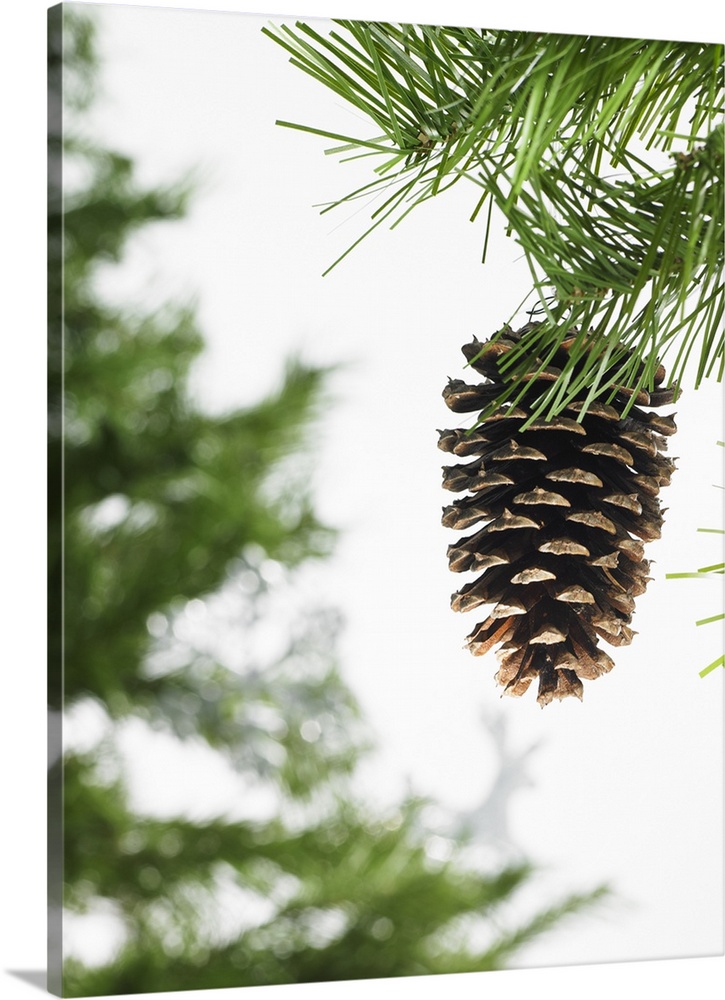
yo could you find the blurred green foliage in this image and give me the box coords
[50,8,606,995]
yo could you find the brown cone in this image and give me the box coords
[440,324,678,706]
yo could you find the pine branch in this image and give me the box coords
[266,20,724,413]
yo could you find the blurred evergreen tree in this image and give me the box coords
[50,8,606,996]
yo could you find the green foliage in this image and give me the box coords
[53,11,607,995]
[265,21,724,421]
[63,766,609,996]
[50,17,333,712]
[666,441,725,677]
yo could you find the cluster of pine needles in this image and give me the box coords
[265,21,723,422]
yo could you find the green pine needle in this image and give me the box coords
[699,655,725,678]
[696,613,725,627]
[667,440,724,678]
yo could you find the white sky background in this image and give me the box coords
[66,0,723,980]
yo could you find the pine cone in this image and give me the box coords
[439,324,678,706]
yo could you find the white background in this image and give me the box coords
[2,1,724,999]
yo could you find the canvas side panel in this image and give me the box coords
[48,3,64,996]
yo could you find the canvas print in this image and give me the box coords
[48,3,724,996]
